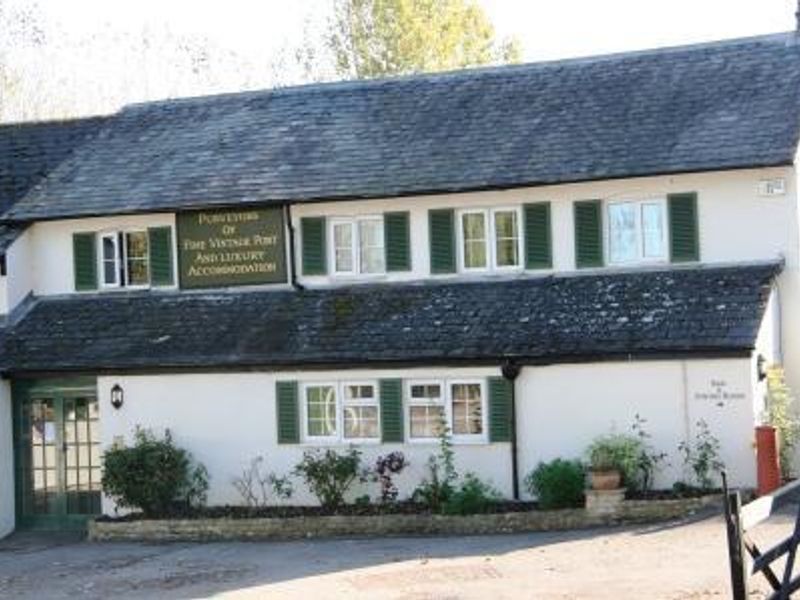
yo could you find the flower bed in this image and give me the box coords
[88,495,720,542]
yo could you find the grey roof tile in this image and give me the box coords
[6,33,800,221]
[0,262,780,373]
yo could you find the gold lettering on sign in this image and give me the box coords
[178,207,286,288]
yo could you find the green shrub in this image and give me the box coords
[525,459,585,509]
[293,447,367,510]
[678,420,724,490]
[586,434,644,491]
[442,473,501,515]
[101,427,209,517]
[412,424,458,512]
[764,366,800,478]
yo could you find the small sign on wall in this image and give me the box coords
[177,207,287,289]
[693,379,746,407]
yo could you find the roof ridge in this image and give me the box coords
[120,31,798,113]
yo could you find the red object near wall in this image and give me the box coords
[756,425,781,496]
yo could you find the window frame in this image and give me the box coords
[405,380,447,443]
[605,198,668,266]
[99,232,121,289]
[405,378,488,444]
[328,216,386,278]
[96,228,154,291]
[302,382,340,443]
[341,381,381,443]
[301,380,381,444]
[457,207,523,273]
[122,230,151,289]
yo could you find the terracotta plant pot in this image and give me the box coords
[589,469,622,490]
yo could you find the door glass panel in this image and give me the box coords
[18,393,102,521]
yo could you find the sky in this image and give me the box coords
[37,0,796,61]
[1,0,798,121]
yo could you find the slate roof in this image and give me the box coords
[6,32,800,222]
[0,117,107,250]
[0,262,780,374]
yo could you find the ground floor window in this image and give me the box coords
[303,381,379,442]
[406,379,486,442]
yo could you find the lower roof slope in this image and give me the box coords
[0,263,780,374]
[6,33,800,221]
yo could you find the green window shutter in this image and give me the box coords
[72,232,97,291]
[148,226,174,287]
[668,192,699,263]
[488,376,513,443]
[574,200,603,268]
[384,212,411,272]
[301,217,327,276]
[276,381,299,444]
[380,378,404,443]
[429,208,455,274]
[524,202,552,269]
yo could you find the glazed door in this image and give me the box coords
[14,384,101,529]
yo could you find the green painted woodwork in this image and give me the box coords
[276,381,300,444]
[488,376,513,443]
[524,202,552,269]
[668,192,700,263]
[574,200,604,268]
[148,226,174,287]
[72,232,97,291]
[429,208,456,274]
[379,379,404,443]
[12,378,100,530]
[301,217,327,276]
[384,212,411,272]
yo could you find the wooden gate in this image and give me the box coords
[724,472,800,599]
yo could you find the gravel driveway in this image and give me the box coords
[0,508,793,599]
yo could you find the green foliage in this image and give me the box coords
[524,459,585,510]
[412,423,458,512]
[232,455,294,507]
[764,365,800,478]
[293,447,367,510]
[586,433,644,491]
[442,472,501,515]
[631,414,668,491]
[101,427,209,517]
[678,420,724,490]
[326,0,522,79]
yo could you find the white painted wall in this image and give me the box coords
[97,367,511,513]
[516,358,759,495]
[95,357,758,513]
[29,213,177,298]
[292,166,797,286]
[0,380,14,537]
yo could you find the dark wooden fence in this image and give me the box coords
[724,472,800,599]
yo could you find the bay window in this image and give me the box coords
[331,216,385,276]
[607,199,667,265]
[407,379,486,442]
[458,208,521,272]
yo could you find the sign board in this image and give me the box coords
[177,207,287,289]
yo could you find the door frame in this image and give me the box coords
[12,377,99,530]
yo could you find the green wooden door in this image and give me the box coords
[13,381,101,530]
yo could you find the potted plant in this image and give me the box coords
[585,434,643,491]
[587,443,622,490]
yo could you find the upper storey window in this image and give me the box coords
[100,231,151,288]
[457,207,522,272]
[574,193,698,269]
[72,227,174,292]
[607,200,667,265]
[331,216,386,276]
